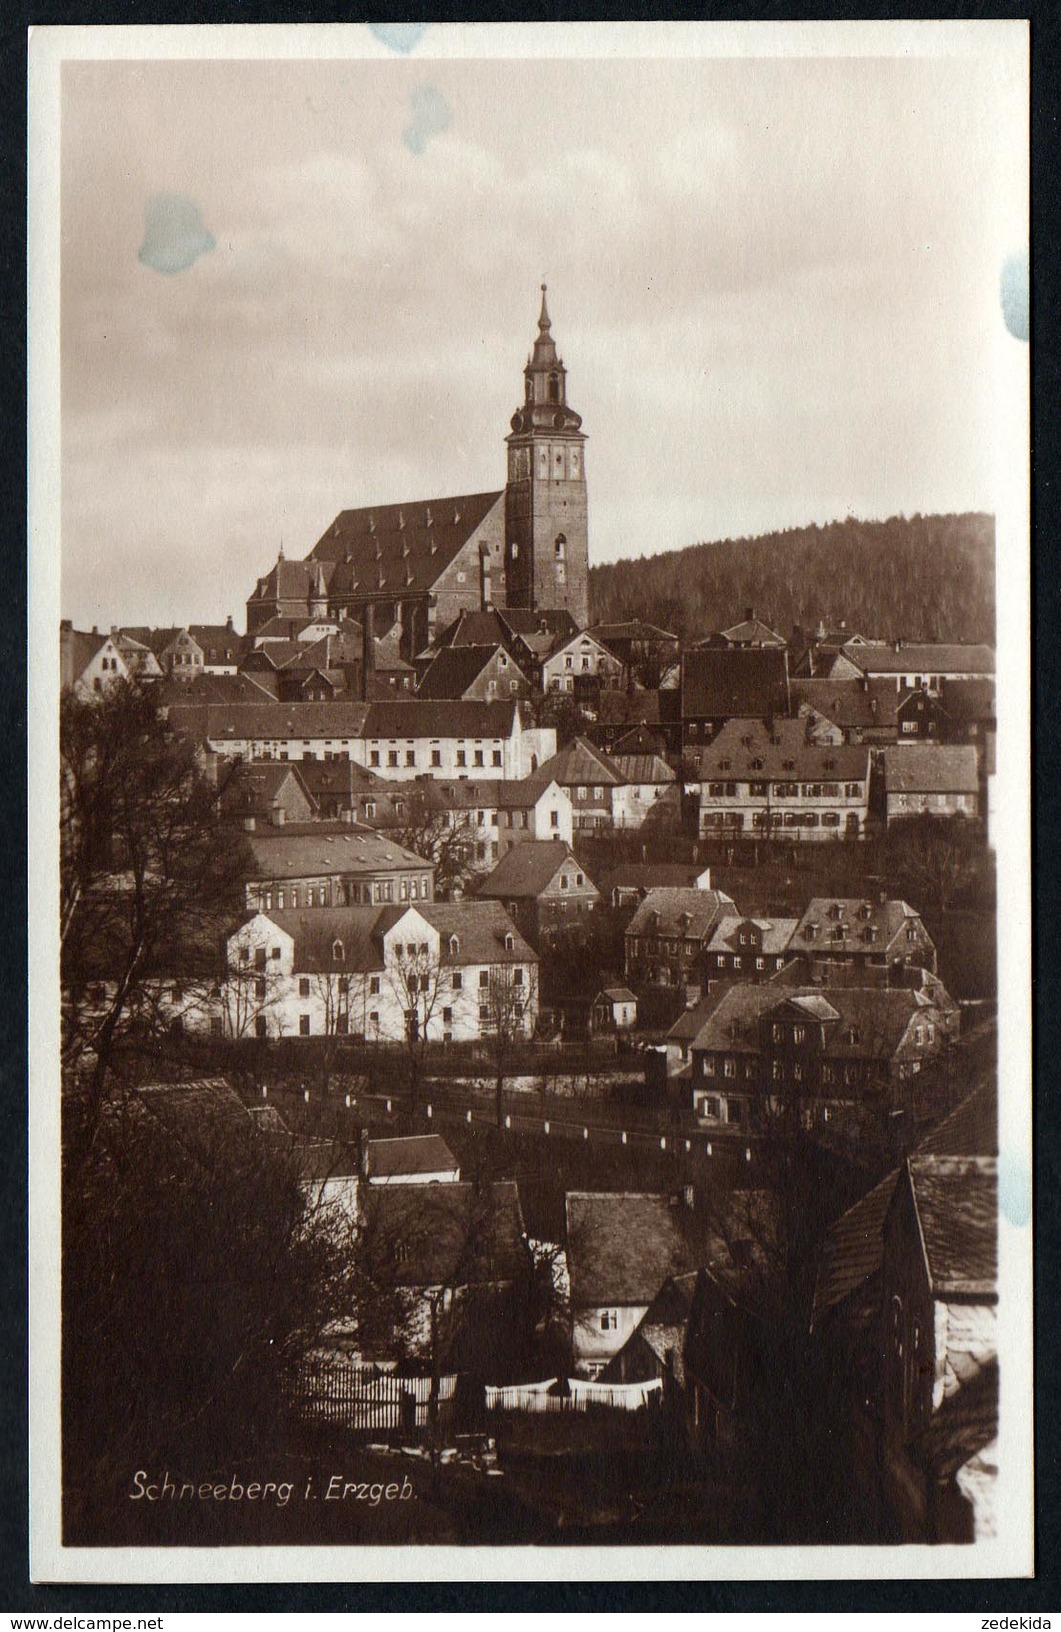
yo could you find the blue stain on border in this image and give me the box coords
[403,85,452,156]
[138,194,216,275]
[370,23,429,54]
[998,1148,1031,1228]
[1000,251,1029,342]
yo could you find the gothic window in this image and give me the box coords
[548,372,560,403]
[554,534,566,559]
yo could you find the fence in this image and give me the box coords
[484,1377,662,1414]
[298,1360,457,1432]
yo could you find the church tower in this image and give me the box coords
[504,287,589,626]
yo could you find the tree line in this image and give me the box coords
[588,512,995,646]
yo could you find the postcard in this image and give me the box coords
[28,20,1031,1584]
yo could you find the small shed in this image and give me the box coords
[592,986,638,1032]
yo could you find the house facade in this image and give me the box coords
[703,916,798,980]
[60,623,131,696]
[539,629,624,695]
[697,718,871,842]
[241,828,435,912]
[882,745,980,822]
[624,887,738,991]
[216,900,537,1044]
[477,841,599,949]
[688,982,960,1133]
[786,898,937,975]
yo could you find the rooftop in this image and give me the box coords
[565,1192,701,1308]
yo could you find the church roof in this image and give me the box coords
[303,491,504,600]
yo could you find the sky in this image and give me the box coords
[57,34,1028,630]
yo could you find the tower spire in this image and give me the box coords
[538,282,551,333]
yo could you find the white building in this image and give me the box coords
[216,899,538,1045]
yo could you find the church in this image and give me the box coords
[245,289,591,659]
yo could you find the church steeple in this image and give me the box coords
[504,286,589,625]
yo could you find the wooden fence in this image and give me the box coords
[298,1361,457,1432]
[484,1377,662,1414]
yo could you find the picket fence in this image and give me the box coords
[484,1377,662,1414]
[299,1362,457,1431]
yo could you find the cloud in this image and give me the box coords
[403,85,452,156]
[138,193,216,274]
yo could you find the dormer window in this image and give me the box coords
[332,940,344,962]
[449,934,460,956]
[504,932,515,951]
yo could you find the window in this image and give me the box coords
[599,1309,617,1332]
[255,948,267,971]
[369,1010,379,1029]
[504,932,515,951]
[724,1057,736,1078]
[299,1015,311,1036]
[369,975,380,996]
[442,1006,453,1024]
[479,969,490,988]
[406,750,415,767]
[449,934,460,955]
[793,1025,806,1044]
[452,971,463,990]
[271,946,281,960]
[370,750,380,767]
[513,966,524,985]
[298,977,310,997]
[431,750,441,767]
[479,1004,490,1022]
[492,750,502,767]
[338,975,349,994]
[456,750,466,767]
[255,1015,268,1039]
[474,751,484,768]
[756,956,765,971]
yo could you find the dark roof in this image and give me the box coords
[705,616,786,647]
[602,862,711,896]
[588,619,679,646]
[791,677,900,730]
[169,701,372,742]
[698,717,869,781]
[363,698,523,740]
[134,1078,254,1155]
[692,982,949,1061]
[416,776,557,812]
[157,673,279,707]
[188,625,248,663]
[416,644,504,699]
[245,828,430,880]
[295,760,389,797]
[705,915,799,956]
[565,1192,700,1307]
[255,899,535,972]
[611,723,667,755]
[301,491,505,600]
[842,643,995,676]
[477,841,593,901]
[788,897,928,958]
[597,986,637,1004]
[626,887,736,942]
[366,1134,459,1180]
[535,736,623,787]
[883,745,980,793]
[218,762,317,818]
[811,1083,997,1326]
[612,753,675,785]
[940,678,996,725]
[60,627,108,677]
[907,1156,997,1296]
[681,647,790,719]
[361,1180,525,1287]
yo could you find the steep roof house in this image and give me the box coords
[564,1192,702,1376]
[476,840,598,949]
[882,745,980,823]
[786,897,936,975]
[697,717,871,843]
[624,886,738,994]
[60,623,130,697]
[680,647,791,746]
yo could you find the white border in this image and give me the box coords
[28,19,1033,1585]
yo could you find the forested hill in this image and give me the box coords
[589,513,995,645]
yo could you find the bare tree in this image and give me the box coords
[310,968,368,1093]
[482,963,538,1128]
[384,943,448,1106]
[391,786,480,899]
[60,681,248,1153]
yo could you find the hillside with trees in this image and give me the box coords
[589,513,995,645]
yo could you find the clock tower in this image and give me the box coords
[504,287,589,626]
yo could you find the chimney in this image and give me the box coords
[60,618,73,632]
[744,607,755,623]
[226,614,234,632]
[361,601,375,700]
[91,625,98,636]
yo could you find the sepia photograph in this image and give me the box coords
[29,20,1031,1584]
